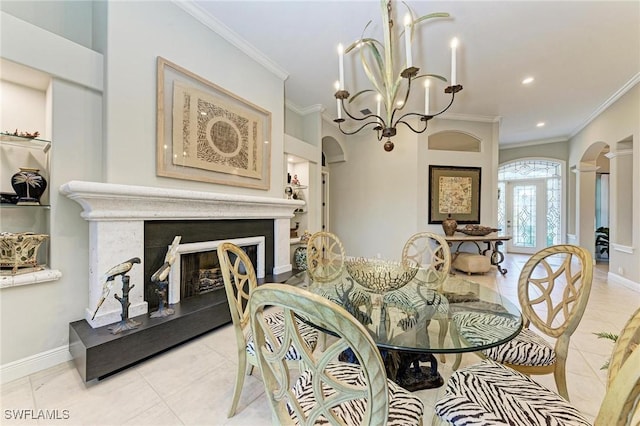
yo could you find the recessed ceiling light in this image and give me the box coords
[522,77,534,85]
[536,122,545,127]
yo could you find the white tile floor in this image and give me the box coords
[2,254,639,425]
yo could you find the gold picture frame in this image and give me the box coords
[156,57,271,189]
[429,165,481,224]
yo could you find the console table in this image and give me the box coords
[444,234,512,275]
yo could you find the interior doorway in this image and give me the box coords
[321,171,329,232]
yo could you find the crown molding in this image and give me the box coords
[570,72,640,138]
[285,101,325,116]
[604,149,633,159]
[172,1,288,81]
[436,112,501,123]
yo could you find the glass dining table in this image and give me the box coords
[285,267,522,391]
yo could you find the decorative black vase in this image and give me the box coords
[441,214,458,237]
[11,168,47,206]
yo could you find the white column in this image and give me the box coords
[273,218,293,275]
[87,220,147,328]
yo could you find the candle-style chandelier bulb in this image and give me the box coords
[333,0,463,151]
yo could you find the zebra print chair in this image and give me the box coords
[402,232,451,362]
[249,283,425,426]
[217,242,319,418]
[451,244,592,400]
[306,231,346,283]
[434,306,640,425]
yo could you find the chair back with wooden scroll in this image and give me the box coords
[306,231,346,282]
[249,283,424,426]
[486,244,593,400]
[595,306,640,425]
[217,242,318,418]
[401,232,452,364]
[433,306,640,426]
[401,232,451,290]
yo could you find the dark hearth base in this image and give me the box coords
[69,290,230,382]
[69,272,293,382]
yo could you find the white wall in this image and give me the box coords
[328,117,499,259]
[0,0,94,49]
[1,11,104,375]
[0,1,288,378]
[418,118,500,232]
[569,84,640,286]
[500,140,569,164]
[329,128,419,259]
[103,2,286,197]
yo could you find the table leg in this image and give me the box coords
[482,241,508,275]
[386,351,444,391]
[339,349,444,391]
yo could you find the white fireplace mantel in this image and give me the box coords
[60,180,303,328]
[59,180,303,221]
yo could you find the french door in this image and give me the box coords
[505,179,547,254]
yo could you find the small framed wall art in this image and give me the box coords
[428,165,481,224]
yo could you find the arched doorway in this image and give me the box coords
[575,141,610,263]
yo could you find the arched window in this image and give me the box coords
[428,131,481,152]
[498,159,563,251]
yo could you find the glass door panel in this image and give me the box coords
[507,180,546,254]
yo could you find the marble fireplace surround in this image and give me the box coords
[60,180,303,328]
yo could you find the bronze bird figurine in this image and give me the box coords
[91,257,141,320]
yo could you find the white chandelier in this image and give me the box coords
[333,0,463,152]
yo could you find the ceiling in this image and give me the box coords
[190,0,639,148]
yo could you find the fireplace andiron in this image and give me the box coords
[150,236,182,318]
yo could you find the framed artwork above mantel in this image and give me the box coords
[428,165,481,224]
[156,57,272,190]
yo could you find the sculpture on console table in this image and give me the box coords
[150,236,182,318]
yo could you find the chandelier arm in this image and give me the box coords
[341,98,387,125]
[396,118,429,134]
[388,69,416,125]
[338,120,385,136]
[394,111,430,124]
[429,90,457,117]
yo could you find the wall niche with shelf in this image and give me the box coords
[1,134,52,278]
[286,156,310,242]
[0,61,60,284]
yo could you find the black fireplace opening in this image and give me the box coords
[180,245,258,300]
[144,219,274,311]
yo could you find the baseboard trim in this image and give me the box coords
[607,272,640,292]
[273,263,292,275]
[1,345,72,384]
